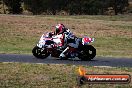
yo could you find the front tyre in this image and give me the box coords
[32,46,50,59]
[78,45,96,61]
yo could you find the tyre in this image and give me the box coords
[32,46,50,59]
[78,45,96,61]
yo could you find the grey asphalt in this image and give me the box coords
[0,54,132,67]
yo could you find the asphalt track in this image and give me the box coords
[0,54,132,67]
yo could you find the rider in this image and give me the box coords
[59,32,80,59]
[54,24,70,48]
[44,23,70,47]
[53,24,80,59]
[44,23,67,37]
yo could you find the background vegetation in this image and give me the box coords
[0,15,132,58]
[0,0,131,15]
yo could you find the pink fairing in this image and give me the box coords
[82,37,94,45]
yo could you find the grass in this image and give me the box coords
[38,15,132,21]
[108,25,132,31]
[0,14,132,58]
[0,62,132,88]
[95,37,132,57]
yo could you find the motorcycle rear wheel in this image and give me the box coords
[32,46,50,59]
[78,45,96,61]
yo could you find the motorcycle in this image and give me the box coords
[32,32,96,61]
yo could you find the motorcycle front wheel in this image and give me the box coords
[32,46,50,59]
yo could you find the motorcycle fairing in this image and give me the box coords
[82,37,94,45]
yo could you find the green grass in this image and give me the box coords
[0,63,132,88]
[38,15,132,21]
[0,14,132,58]
[109,25,132,31]
[0,24,37,54]
[94,37,132,57]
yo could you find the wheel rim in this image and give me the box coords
[88,48,96,59]
[36,48,42,56]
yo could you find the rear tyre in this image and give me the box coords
[78,45,96,61]
[32,46,50,59]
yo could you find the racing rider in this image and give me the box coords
[54,24,80,59]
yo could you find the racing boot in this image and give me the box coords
[59,47,69,60]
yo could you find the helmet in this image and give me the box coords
[55,24,65,35]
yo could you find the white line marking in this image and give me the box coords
[94,66,116,68]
